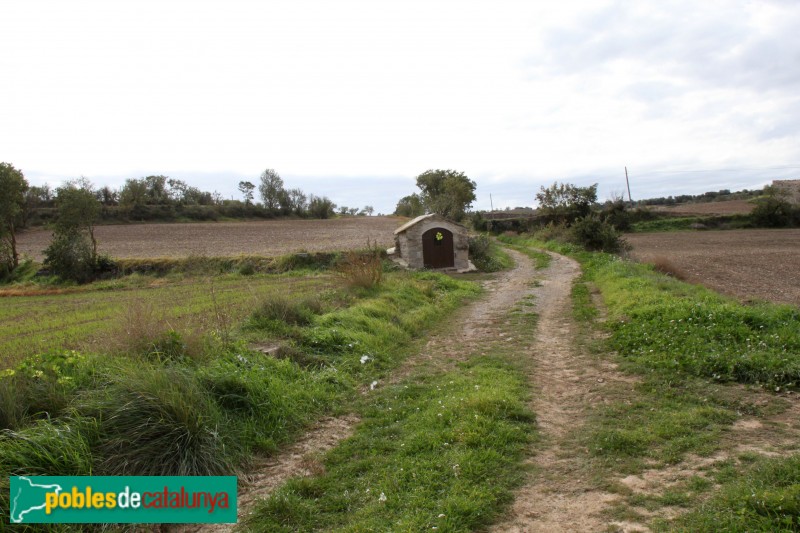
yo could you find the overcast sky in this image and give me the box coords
[2,0,800,213]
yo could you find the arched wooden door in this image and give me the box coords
[422,227,454,268]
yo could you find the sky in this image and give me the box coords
[2,0,800,214]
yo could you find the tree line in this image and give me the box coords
[16,167,374,227]
[0,163,375,282]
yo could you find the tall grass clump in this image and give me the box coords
[247,294,322,330]
[0,417,97,518]
[112,298,207,363]
[78,364,235,476]
[337,242,384,289]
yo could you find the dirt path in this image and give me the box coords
[492,251,637,533]
[178,415,359,533]
[388,248,539,384]
[184,249,540,532]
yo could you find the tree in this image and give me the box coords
[167,178,190,203]
[361,205,374,216]
[0,162,28,272]
[307,195,336,219]
[751,188,797,228]
[415,169,476,221]
[96,186,118,206]
[22,184,52,227]
[54,180,102,257]
[238,181,256,205]
[119,178,149,208]
[286,188,308,216]
[259,169,284,211]
[394,193,425,218]
[43,180,104,283]
[143,175,170,204]
[535,182,598,223]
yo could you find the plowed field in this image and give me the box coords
[626,228,800,307]
[16,217,403,261]
[649,199,754,216]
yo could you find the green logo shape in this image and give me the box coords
[9,476,237,524]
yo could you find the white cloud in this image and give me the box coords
[2,0,800,214]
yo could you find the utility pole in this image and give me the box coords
[625,166,633,206]
[486,193,495,232]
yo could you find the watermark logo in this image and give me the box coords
[8,476,236,524]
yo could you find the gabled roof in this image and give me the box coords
[393,213,467,235]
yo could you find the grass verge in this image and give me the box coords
[496,235,552,269]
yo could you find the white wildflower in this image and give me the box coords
[370,380,378,390]
[379,492,387,502]
[360,355,370,364]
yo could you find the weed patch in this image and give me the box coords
[336,242,384,288]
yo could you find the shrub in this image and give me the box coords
[93,253,118,278]
[532,221,570,243]
[569,215,628,253]
[750,197,798,228]
[43,230,95,283]
[468,234,511,272]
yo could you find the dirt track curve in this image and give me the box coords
[185,248,638,532]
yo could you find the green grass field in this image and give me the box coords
[0,272,333,368]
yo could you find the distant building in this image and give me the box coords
[772,180,800,204]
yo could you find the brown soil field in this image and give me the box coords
[16,217,404,261]
[626,228,800,307]
[648,199,755,216]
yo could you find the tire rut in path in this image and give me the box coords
[492,251,632,533]
[177,415,359,533]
